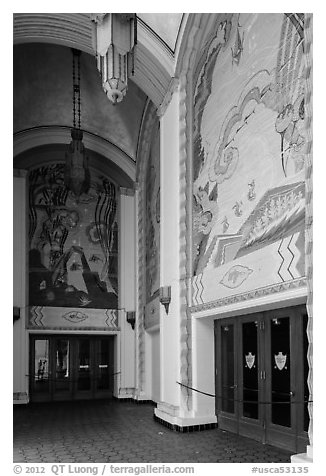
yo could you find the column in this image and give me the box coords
[117,187,136,398]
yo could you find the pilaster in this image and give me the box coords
[291,12,313,463]
[13,170,29,404]
[117,187,136,398]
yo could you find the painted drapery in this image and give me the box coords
[29,164,118,309]
[192,13,306,307]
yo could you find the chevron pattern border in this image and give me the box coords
[28,306,119,330]
[191,277,307,313]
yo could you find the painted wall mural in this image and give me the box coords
[29,164,119,309]
[192,13,306,307]
[145,127,160,303]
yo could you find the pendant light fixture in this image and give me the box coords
[64,48,90,199]
[91,13,137,105]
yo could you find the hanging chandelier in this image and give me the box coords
[91,13,137,105]
[64,49,90,199]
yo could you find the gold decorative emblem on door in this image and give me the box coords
[274,351,287,370]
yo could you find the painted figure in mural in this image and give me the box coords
[29,165,119,309]
[29,245,117,308]
[232,201,243,217]
[222,216,229,233]
[191,13,306,284]
[231,22,244,66]
[275,94,305,177]
[247,180,256,201]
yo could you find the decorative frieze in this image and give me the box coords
[190,278,307,314]
[28,306,120,331]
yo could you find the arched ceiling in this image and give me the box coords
[13,13,184,170]
[13,43,146,162]
[13,13,181,108]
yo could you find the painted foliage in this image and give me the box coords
[145,127,160,302]
[192,13,306,306]
[29,164,119,309]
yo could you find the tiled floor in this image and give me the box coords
[13,399,292,463]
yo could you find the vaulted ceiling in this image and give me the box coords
[13,13,185,174]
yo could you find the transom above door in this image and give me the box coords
[30,335,115,402]
[214,305,309,453]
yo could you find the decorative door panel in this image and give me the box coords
[214,305,309,452]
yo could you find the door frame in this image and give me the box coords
[29,334,115,402]
[214,305,309,452]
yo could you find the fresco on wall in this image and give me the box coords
[192,13,306,306]
[29,164,118,309]
[145,128,160,303]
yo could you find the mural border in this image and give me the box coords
[135,100,159,393]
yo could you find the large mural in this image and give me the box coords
[192,13,306,306]
[29,164,118,309]
[145,127,160,303]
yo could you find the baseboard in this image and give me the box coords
[153,414,218,433]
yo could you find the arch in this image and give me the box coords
[14,127,136,188]
[13,13,178,109]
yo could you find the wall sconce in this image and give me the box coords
[13,306,20,323]
[159,286,171,315]
[126,311,136,330]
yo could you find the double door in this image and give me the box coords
[214,306,309,452]
[30,335,115,402]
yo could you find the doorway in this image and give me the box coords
[30,335,115,402]
[214,305,309,452]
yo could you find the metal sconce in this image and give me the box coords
[126,311,136,330]
[159,286,171,315]
[13,306,20,323]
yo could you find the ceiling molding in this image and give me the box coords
[13,13,94,55]
[13,126,136,182]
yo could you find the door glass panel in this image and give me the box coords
[303,314,309,432]
[271,316,291,427]
[221,324,235,413]
[97,339,111,390]
[77,339,91,390]
[34,339,49,393]
[242,321,258,419]
[55,339,70,392]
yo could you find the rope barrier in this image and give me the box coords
[177,381,313,405]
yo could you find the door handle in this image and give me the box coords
[290,391,295,397]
